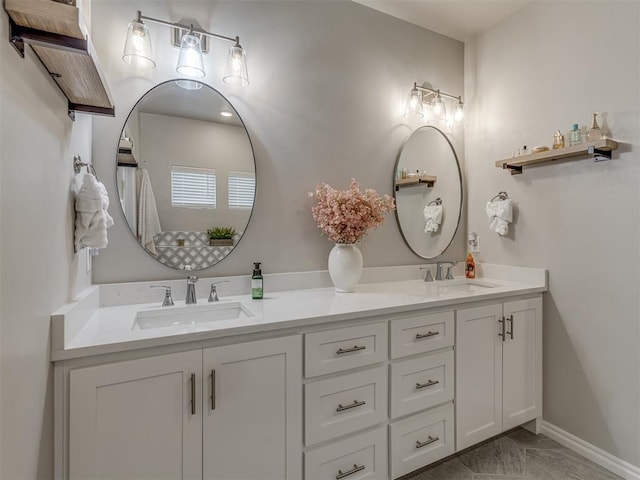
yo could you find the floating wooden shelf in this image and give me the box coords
[395,175,437,191]
[495,139,619,175]
[5,0,115,120]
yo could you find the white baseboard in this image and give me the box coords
[541,421,640,480]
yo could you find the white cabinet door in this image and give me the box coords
[203,335,302,480]
[456,304,503,450]
[502,297,542,430]
[69,351,202,480]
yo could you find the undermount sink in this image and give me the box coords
[134,301,255,329]
[433,279,496,294]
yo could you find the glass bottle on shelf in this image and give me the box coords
[586,112,603,142]
[568,123,582,146]
[553,130,565,149]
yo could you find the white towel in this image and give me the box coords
[423,204,443,233]
[136,169,162,255]
[75,173,114,251]
[486,199,513,235]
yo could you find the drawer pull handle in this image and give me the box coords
[336,400,366,412]
[416,379,439,390]
[210,370,216,411]
[506,314,514,340]
[416,436,439,449]
[336,345,366,355]
[336,464,365,479]
[415,331,438,340]
[190,373,196,415]
[498,317,506,342]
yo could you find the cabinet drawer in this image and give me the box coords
[390,404,454,479]
[305,366,388,446]
[305,322,388,378]
[390,311,454,359]
[305,425,388,480]
[390,350,454,419]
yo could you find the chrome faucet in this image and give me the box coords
[151,285,174,306]
[419,266,434,282]
[208,281,229,302]
[186,276,198,304]
[436,262,456,280]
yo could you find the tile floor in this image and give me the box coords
[402,428,622,480]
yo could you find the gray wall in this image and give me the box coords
[91,0,466,282]
[465,1,640,467]
[139,113,253,233]
[0,10,93,479]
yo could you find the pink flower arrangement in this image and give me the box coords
[310,179,396,244]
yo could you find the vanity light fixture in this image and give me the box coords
[404,82,464,125]
[122,10,249,86]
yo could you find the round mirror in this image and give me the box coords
[394,126,462,259]
[116,80,256,270]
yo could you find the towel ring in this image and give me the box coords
[427,198,442,206]
[490,191,509,202]
[73,155,98,179]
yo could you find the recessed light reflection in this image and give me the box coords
[220,111,233,117]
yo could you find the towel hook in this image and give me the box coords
[490,191,509,202]
[427,197,442,206]
[73,155,98,179]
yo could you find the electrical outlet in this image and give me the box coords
[468,232,479,253]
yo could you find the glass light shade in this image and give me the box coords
[454,101,464,123]
[432,95,446,120]
[175,79,203,90]
[223,45,249,86]
[122,20,155,68]
[403,89,424,118]
[176,34,205,78]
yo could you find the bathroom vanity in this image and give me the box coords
[51,264,545,480]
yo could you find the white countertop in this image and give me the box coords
[51,264,547,361]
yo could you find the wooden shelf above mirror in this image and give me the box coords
[495,139,619,175]
[395,175,437,191]
[5,0,115,120]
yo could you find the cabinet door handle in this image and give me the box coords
[416,379,439,390]
[210,370,216,410]
[190,373,196,415]
[336,400,366,412]
[336,464,365,479]
[498,317,506,342]
[336,345,366,355]
[416,331,438,340]
[506,315,514,339]
[416,436,439,449]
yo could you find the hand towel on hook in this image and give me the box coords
[75,173,114,251]
[485,198,512,236]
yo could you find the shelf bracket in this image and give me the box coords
[502,163,523,175]
[588,146,612,162]
[8,18,88,56]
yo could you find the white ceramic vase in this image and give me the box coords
[328,243,363,293]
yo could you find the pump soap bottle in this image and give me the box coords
[252,262,263,299]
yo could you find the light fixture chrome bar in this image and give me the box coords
[413,82,460,102]
[137,10,240,46]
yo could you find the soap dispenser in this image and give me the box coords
[252,262,263,299]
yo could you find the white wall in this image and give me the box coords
[90,0,466,283]
[0,10,93,480]
[465,1,640,467]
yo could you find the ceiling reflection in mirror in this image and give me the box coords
[394,126,462,259]
[116,80,256,270]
